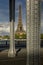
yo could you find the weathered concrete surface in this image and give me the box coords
[0,48,43,65]
[0,48,27,65]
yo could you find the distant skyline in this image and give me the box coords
[0,0,43,35]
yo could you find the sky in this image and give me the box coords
[0,0,43,35]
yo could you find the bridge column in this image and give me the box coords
[8,0,16,57]
[26,0,40,65]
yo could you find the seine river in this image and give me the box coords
[0,39,43,51]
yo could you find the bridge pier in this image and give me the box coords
[8,0,16,57]
[26,0,40,65]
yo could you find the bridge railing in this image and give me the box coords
[0,39,26,51]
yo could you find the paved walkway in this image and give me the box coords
[0,48,27,65]
[0,48,43,65]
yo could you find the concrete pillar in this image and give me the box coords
[26,0,40,65]
[8,0,16,57]
[26,0,31,65]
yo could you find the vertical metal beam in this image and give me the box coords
[8,0,16,57]
[26,0,40,65]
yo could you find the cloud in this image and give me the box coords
[0,22,10,35]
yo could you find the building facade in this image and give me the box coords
[26,0,40,65]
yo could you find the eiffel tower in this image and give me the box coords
[15,5,26,38]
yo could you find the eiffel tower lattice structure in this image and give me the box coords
[15,5,26,39]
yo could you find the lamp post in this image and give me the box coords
[8,0,16,57]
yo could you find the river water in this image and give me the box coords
[0,39,43,51]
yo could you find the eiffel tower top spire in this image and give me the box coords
[18,5,22,23]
